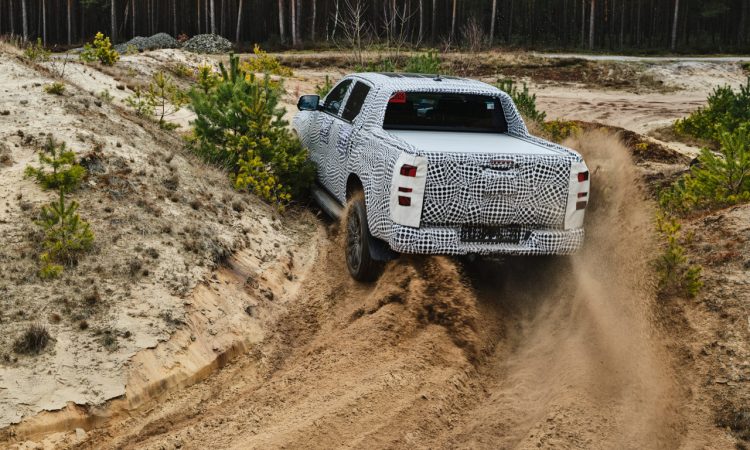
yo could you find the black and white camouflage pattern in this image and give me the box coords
[294,73,586,256]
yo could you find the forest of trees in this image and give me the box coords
[0,0,748,53]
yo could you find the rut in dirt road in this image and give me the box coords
[61,130,684,449]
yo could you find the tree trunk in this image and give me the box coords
[67,0,73,44]
[417,0,424,43]
[431,0,436,43]
[9,0,15,36]
[278,0,286,42]
[111,0,116,42]
[42,0,47,44]
[588,0,595,50]
[671,0,679,51]
[619,0,624,49]
[311,0,316,42]
[236,0,243,42]
[210,0,216,34]
[508,0,514,42]
[173,0,177,36]
[331,0,339,40]
[450,0,457,41]
[221,0,226,36]
[489,0,497,44]
[290,0,297,46]
[22,0,28,41]
[740,0,748,44]
[132,0,136,37]
[636,0,640,46]
[580,0,585,46]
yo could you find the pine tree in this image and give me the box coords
[38,189,94,268]
[188,54,314,207]
[24,136,86,192]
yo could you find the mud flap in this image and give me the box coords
[368,234,399,262]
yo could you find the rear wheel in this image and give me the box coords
[345,194,384,282]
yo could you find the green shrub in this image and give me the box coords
[125,44,139,55]
[148,71,188,129]
[543,120,581,143]
[405,50,442,74]
[315,75,334,98]
[196,64,219,94]
[354,58,397,73]
[24,38,50,62]
[125,86,157,118]
[169,63,194,79]
[660,124,750,214]
[496,79,547,124]
[674,77,750,144]
[98,90,114,103]
[189,54,314,209]
[24,137,86,192]
[240,44,293,76]
[655,214,702,298]
[43,82,66,95]
[37,190,94,267]
[39,261,63,279]
[80,32,120,66]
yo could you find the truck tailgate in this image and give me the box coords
[390,131,572,228]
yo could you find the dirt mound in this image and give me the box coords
[572,121,691,165]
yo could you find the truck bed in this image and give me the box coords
[388,130,563,156]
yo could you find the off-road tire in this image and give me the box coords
[345,194,385,282]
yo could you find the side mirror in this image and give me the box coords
[297,95,320,111]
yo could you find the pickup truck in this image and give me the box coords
[294,73,590,281]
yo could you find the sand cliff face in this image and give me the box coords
[0,45,315,431]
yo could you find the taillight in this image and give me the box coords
[578,171,589,182]
[398,196,411,206]
[398,187,413,193]
[400,164,417,177]
[576,201,587,210]
[577,192,587,198]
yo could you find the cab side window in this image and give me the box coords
[341,82,371,122]
[322,80,352,115]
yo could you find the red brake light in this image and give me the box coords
[398,187,413,193]
[576,201,587,210]
[578,171,589,182]
[398,196,411,206]
[577,192,587,198]
[400,164,417,177]
[389,91,407,104]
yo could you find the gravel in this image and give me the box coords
[114,33,180,53]
[183,34,233,54]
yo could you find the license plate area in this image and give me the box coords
[461,226,528,244]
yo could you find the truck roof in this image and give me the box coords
[352,72,499,93]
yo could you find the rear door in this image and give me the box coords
[314,79,352,194]
[320,80,372,198]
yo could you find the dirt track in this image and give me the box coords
[26,130,724,449]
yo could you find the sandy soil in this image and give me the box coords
[0,45,316,431]
[1,47,748,448]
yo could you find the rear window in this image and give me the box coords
[383,92,508,133]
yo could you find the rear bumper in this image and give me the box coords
[387,224,584,256]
